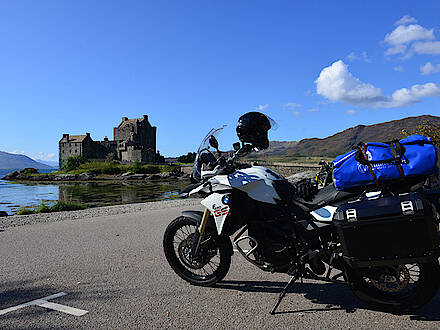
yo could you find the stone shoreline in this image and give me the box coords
[0,198,202,229]
[1,170,189,182]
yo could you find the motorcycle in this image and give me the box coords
[163,124,440,314]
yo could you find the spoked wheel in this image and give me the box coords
[348,261,440,312]
[163,216,232,286]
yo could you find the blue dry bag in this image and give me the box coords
[332,135,439,190]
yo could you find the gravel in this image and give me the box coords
[0,198,202,229]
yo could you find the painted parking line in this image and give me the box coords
[0,292,88,316]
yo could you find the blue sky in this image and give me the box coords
[0,1,439,160]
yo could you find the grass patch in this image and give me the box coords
[56,160,176,175]
[16,201,88,215]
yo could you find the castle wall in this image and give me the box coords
[60,115,157,167]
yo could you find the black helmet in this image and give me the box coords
[236,112,272,150]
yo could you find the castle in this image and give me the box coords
[59,115,157,168]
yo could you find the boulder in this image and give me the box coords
[286,171,317,184]
[121,172,134,177]
[78,172,96,180]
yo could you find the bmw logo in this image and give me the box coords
[222,195,231,205]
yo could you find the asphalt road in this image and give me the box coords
[1,203,440,329]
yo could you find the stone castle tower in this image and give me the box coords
[59,115,157,168]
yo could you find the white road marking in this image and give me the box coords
[0,292,88,317]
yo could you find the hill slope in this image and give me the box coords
[0,151,55,169]
[261,115,440,158]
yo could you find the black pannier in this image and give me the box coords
[333,193,439,267]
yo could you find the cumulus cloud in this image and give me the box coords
[384,24,435,55]
[255,104,269,111]
[346,109,356,115]
[315,60,385,106]
[411,41,440,55]
[393,66,405,72]
[315,60,440,108]
[421,62,440,75]
[395,15,417,26]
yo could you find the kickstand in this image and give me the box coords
[269,274,298,315]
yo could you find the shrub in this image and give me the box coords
[50,201,88,212]
[178,152,196,163]
[130,160,143,173]
[16,201,88,215]
[20,168,39,175]
[63,155,88,171]
[402,121,440,148]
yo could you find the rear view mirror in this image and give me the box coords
[209,135,219,149]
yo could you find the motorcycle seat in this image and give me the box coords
[311,184,358,207]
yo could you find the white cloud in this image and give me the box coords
[315,60,385,106]
[11,149,25,155]
[395,15,417,26]
[346,51,371,63]
[393,66,405,72]
[292,111,300,118]
[307,108,319,112]
[255,104,269,111]
[384,24,435,55]
[315,60,440,108]
[347,52,357,62]
[411,41,440,55]
[421,62,440,75]
[283,102,301,109]
[346,109,356,115]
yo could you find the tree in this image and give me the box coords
[178,152,196,163]
[402,121,440,147]
[63,155,88,171]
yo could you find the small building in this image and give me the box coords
[59,115,157,168]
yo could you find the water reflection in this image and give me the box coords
[57,181,190,208]
[0,180,190,215]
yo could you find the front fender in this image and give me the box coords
[180,210,233,256]
[181,210,217,231]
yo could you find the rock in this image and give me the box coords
[54,174,78,181]
[0,211,8,217]
[78,172,96,180]
[126,174,147,180]
[286,171,317,184]
[149,174,161,180]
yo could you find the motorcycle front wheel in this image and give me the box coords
[163,216,232,286]
[348,261,440,312]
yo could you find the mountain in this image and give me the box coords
[0,151,55,169]
[260,115,440,158]
[34,159,59,168]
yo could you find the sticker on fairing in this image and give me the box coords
[201,193,230,235]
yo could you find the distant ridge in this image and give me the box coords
[262,115,440,157]
[0,151,55,169]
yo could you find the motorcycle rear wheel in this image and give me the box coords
[348,261,440,312]
[163,216,232,287]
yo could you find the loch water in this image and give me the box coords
[0,169,190,215]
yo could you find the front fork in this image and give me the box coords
[190,208,210,260]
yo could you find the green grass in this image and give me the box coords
[16,201,88,215]
[55,161,176,175]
